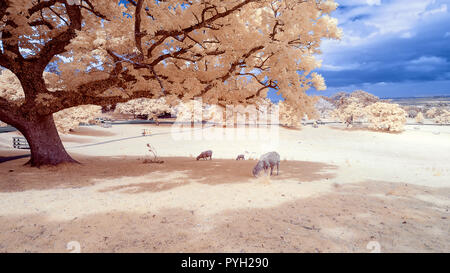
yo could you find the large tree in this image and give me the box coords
[0,0,340,166]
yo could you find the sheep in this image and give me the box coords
[236,154,245,160]
[196,150,213,160]
[252,151,280,177]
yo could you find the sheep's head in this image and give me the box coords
[252,161,264,177]
[196,154,202,160]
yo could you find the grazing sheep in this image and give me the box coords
[252,151,280,177]
[196,150,213,160]
[236,154,245,160]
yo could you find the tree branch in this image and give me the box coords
[145,0,260,58]
[219,45,264,82]
[29,4,82,70]
[0,97,24,128]
[134,0,145,56]
[80,0,110,20]
[0,53,12,69]
[0,0,8,21]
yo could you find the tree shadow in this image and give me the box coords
[68,127,117,137]
[0,154,30,164]
[99,181,189,194]
[329,126,403,134]
[0,155,336,193]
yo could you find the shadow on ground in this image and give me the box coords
[0,181,448,253]
[0,156,336,193]
[0,154,30,164]
[329,126,403,134]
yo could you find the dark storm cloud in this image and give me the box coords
[311,0,450,97]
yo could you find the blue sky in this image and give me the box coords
[304,0,450,98]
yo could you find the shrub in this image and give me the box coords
[425,107,443,119]
[434,110,450,124]
[331,97,367,126]
[330,90,379,109]
[415,112,424,123]
[330,90,379,125]
[365,102,406,132]
[53,105,102,134]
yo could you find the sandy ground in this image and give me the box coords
[0,123,449,252]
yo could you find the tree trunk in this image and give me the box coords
[19,115,78,167]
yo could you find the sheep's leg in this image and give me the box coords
[270,166,274,176]
[277,162,279,175]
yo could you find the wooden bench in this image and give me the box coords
[12,137,30,149]
[100,121,112,128]
[142,129,152,136]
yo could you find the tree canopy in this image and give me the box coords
[0,0,341,166]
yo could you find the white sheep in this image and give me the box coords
[252,151,280,177]
[196,150,213,160]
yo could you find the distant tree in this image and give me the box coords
[434,110,450,124]
[425,107,443,119]
[279,98,318,127]
[0,69,101,133]
[350,90,379,107]
[330,91,350,109]
[365,102,406,132]
[115,98,174,123]
[0,0,340,166]
[315,97,336,119]
[330,90,379,109]
[415,112,424,123]
[53,105,102,134]
[332,97,366,126]
[0,69,23,104]
[403,106,422,118]
[331,90,379,126]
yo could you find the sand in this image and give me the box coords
[0,123,449,252]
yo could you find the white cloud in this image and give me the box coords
[421,4,447,16]
[400,32,415,39]
[406,56,448,72]
[366,0,381,6]
[321,0,449,51]
[409,56,447,65]
[321,63,361,71]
